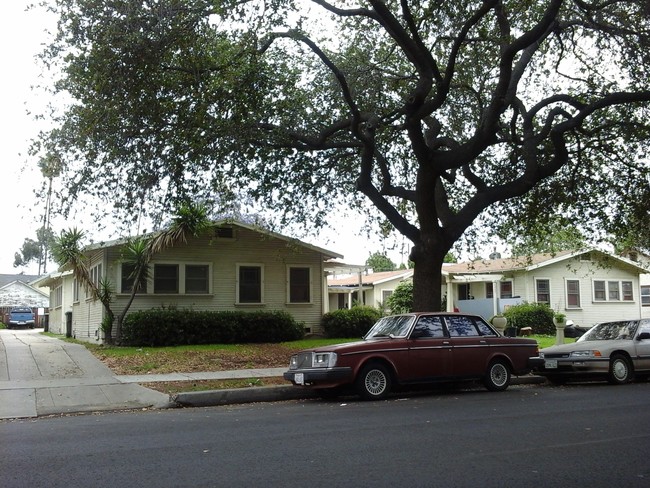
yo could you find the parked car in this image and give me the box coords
[534,319,650,384]
[284,312,542,400]
[7,307,35,329]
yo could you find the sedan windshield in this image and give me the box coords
[365,315,415,339]
[578,321,638,342]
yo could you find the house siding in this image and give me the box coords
[450,253,644,328]
[64,226,332,342]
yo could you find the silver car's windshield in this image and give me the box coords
[365,315,416,339]
[578,321,638,342]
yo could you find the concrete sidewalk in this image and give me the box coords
[0,329,545,420]
[0,329,170,419]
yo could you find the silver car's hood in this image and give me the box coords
[542,339,632,354]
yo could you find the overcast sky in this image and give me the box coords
[0,3,411,277]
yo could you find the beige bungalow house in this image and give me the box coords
[328,269,414,311]
[443,249,649,327]
[35,221,343,343]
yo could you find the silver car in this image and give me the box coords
[535,319,650,384]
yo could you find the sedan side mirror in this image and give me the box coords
[637,332,650,341]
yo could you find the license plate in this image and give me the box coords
[295,373,304,385]
[545,359,558,369]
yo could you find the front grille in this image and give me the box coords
[543,353,571,359]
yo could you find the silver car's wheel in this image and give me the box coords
[356,363,392,400]
[608,354,633,385]
[484,360,511,392]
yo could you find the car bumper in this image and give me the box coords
[284,367,354,387]
[527,357,545,370]
[534,358,610,375]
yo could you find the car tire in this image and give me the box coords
[484,359,511,392]
[356,362,392,400]
[608,354,633,385]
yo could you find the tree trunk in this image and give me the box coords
[410,239,448,312]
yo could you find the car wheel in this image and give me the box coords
[356,362,392,400]
[484,359,511,392]
[608,354,633,385]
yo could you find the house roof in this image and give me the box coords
[328,269,414,287]
[444,249,648,276]
[0,274,43,288]
[83,220,343,260]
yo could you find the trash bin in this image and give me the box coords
[65,311,73,338]
[43,314,49,332]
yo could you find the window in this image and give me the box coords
[622,281,633,301]
[382,290,393,302]
[412,315,445,338]
[121,263,147,294]
[288,267,311,303]
[238,264,263,303]
[458,283,470,300]
[566,280,581,308]
[215,226,234,239]
[53,285,63,308]
[593,280,634,302]
[536,279,550,304]
[73,278,79,302]
[485,282,493,299]
[90,263,103,288]
[154,264,179,294]
[642,286,650,307]
[500,281,513,299]
[445,315,479,337]
[608,281,620,301]
[185,264,210,294]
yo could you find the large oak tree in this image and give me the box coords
[35,0,650,310]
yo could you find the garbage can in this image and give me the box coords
[43,314,49,332]
[65,311,73,338]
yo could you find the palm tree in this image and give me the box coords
[50,228,116,342]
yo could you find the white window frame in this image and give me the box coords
[145,262,213,295]
[286,265,312,304]
[535,278,550,304]
[641,285,650,307]
[592,279,634,302]
[565,279,581,309]
[236,263,265,305]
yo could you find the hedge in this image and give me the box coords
[502,302,556,335]
[120,309,305,346]
[321,306,382,338]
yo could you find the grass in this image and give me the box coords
[43,333,573,394]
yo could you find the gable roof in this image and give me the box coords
[443,249,648,276]
[83,220,343,260]
[0,274,43,288]
[329,269,414,287]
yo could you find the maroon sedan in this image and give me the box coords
[284,313,542,400]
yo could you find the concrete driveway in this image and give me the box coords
[0,328,170,419]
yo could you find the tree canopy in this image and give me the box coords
[35,0,650,310]
[366,252,396,271]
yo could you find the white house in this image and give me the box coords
[36,221,343,342]
[0,274,49,327]
[328,269,414,311]
[443,249,649,327]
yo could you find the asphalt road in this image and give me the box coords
[2,381,649,488]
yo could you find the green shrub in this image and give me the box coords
[386,281,413,314]
[120,309,305,346]
[321,306,382,338]
[502,302,555,335]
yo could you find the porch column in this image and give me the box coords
[492,280,499,316]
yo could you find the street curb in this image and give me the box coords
[170,375,546,408]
